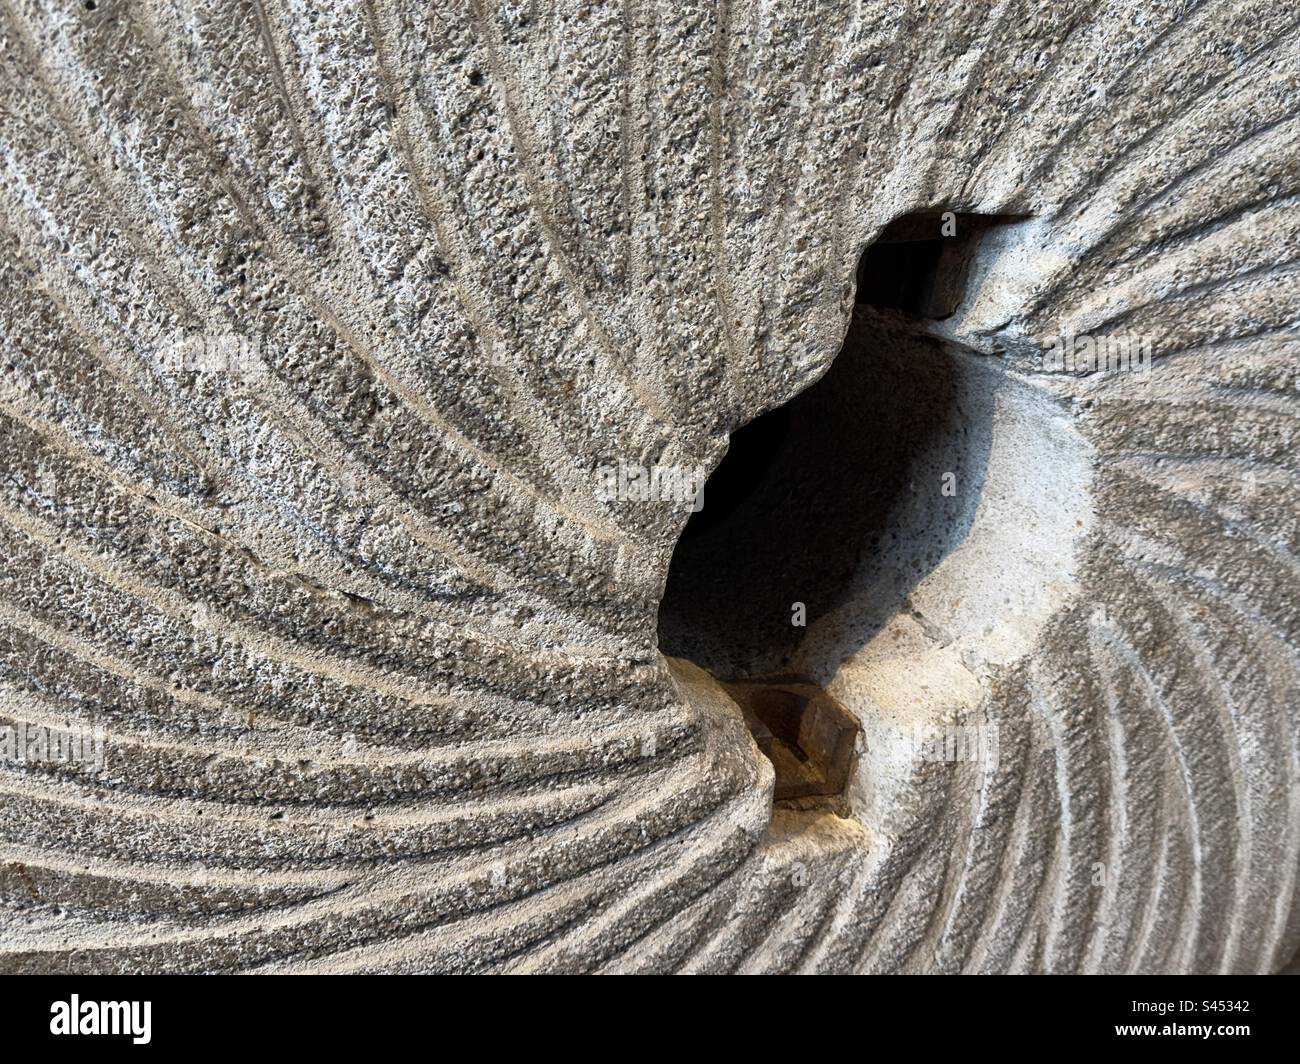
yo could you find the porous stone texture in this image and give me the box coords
[0,0,1297,973]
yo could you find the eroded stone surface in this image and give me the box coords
[0,0,1296,973]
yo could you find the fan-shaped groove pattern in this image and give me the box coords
[0,0,1296,974]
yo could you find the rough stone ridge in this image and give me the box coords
[0,0,1296,973]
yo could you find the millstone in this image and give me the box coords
[0,0,1297,974]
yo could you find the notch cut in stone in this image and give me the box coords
[723,678,859,800]
[856,211,1024,319]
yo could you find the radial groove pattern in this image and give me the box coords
[0,0,1297,973]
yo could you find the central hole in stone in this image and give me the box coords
[856,210,1026,319]
[658,211,1025,801]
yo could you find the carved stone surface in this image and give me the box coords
[0,0,1296,973]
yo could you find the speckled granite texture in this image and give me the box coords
[0,0,1296,973]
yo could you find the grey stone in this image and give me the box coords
[0,0,1296,973]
